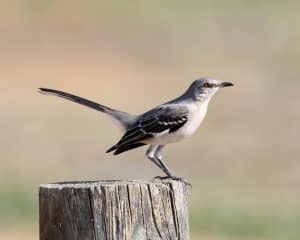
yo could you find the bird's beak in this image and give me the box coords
[220,82,234,88]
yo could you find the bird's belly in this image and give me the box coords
[151,131,185,144]
[151,110,206,145]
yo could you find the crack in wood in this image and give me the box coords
[169,183,180,239]
[159,187,172,240]
[139,184,148,239]
[147,184,163,239]
[88,188,97,240]
[126,185,133,225]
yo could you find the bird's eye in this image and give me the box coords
[203,83,211,88]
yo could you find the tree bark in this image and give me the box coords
[39,180,190,240]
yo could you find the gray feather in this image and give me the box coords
[39,88,137,131]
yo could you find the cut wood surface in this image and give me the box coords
[39,180,190,240]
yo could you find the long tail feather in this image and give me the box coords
[39,88,112,113]
[39,88,137,131]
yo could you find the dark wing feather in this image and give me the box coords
[106,105,188,155]
[113,143,147,155]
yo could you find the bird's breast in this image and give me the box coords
[179,105,207,137]
[151,103,208,145]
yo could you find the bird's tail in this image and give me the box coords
[39,88,136,131]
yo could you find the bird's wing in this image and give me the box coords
[106,105,188,154]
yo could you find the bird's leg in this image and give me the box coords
[153,145,192,187]
[146,145,168,175]
[147,145,192,187]
[154,145,174,177]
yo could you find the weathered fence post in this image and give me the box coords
[39,180,190,240]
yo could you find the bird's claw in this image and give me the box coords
[154,175,192,188]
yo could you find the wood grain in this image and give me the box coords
[39,180,190,240]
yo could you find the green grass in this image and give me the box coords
[190,201,300,239]
[0,184,38,226]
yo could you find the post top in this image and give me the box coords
[40,179,185,190]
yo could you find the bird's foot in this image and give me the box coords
[154,175,192,188]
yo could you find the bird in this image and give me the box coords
[39,77,233,182]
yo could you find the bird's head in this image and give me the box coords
[186,77,234,102]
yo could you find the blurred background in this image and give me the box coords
[1,0,300,239]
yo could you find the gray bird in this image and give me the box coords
[39,77,233,181]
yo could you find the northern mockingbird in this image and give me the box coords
[39,77,233,181]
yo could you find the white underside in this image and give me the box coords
[146,101,209,145]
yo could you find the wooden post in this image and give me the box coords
[39,180,190,240]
